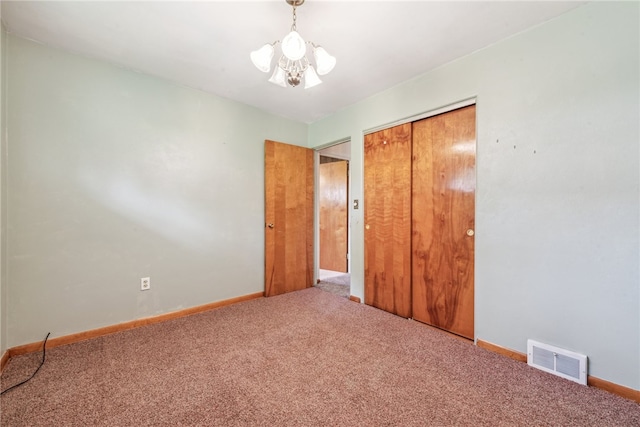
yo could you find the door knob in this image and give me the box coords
[466,229,474,236]
[267,223,274,229]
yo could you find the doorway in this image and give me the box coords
[316,141,351,299]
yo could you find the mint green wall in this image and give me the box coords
[5,35,307,349]
[309,2,639,389]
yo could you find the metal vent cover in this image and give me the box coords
[527,340,587,385]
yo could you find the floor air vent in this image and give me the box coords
[527,340,587,385]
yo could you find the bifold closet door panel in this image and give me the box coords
[412,105,476,339]
[364,124,412,318]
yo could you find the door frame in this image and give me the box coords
[314,139,352,284]
[363,98,476,136]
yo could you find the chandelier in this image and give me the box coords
[250,0,336,89]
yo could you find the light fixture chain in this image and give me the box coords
[291,5,297,31]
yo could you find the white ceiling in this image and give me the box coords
[1,1,586,123]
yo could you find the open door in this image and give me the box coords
[319,159,348,273]
[265,140,314,297]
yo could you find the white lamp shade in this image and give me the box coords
[313,47,336,75]
[250,44,274,73]
[268,66,288,88]
[281,31,306,61]
[303,66,322,89]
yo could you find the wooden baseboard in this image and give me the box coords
[476,339,640,403]
[349,295,361,303]
[587,375,640,403]
[0,349,9,373]
[477,339,527,362]
[5,292,265,361]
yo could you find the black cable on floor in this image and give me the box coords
[0,332,51,396]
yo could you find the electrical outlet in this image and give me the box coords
[141,277,150,291]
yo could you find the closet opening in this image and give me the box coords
[364,101,476,339]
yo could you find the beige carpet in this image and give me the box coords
[1,288,638,426]
[320,273,350,286]
[315,273,350,298]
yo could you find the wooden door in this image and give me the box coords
[319,160,348,272]
[264,140,314,297]
[412,105,476,339]
[364,124,412,318]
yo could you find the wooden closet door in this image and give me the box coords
[412,105,476,339]
[364,124,412,318]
